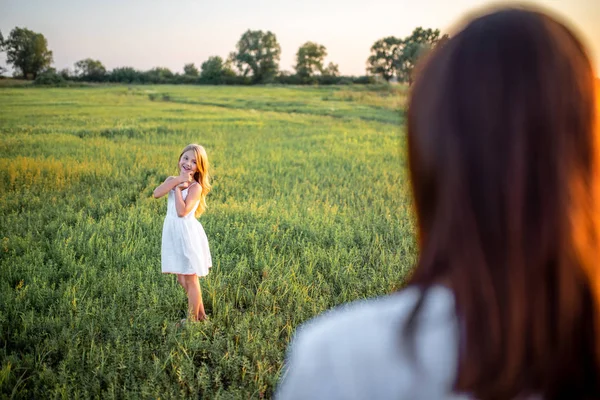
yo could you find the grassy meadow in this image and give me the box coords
[0,84,417,398]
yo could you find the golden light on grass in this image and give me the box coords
[0,85,413,398]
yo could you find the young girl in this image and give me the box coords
[153,144,212,322]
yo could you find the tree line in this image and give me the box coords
[0,27,446,86]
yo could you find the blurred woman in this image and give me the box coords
[276,6,600,399]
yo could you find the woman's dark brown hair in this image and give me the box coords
[406,7,600,399]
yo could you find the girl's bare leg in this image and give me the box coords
[184,275,207,321]
[177,274,188,292]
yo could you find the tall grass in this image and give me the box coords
[0,85,415,398]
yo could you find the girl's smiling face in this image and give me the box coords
[179,150,197,175]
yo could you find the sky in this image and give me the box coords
[0,0,598,76]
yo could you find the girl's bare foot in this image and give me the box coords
[197,314,208,321]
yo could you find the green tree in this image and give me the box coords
[109,67,140,83]
[144,67,174,83]
[323,62,340,77]
[183,63,199,77]
[0,29,6,78]
[223,55,237,77]
[396,28,444,85]
[295,42,327,79]
[34,67,66,86]
[233,30,281,83]
[59,68,72,80]
[200,56,225,83]
[367,36,402,82]
[1,27,53,79]
[74,58,106,81]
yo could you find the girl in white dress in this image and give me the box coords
[153,144,212,322]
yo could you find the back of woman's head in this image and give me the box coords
[407,6,599,399]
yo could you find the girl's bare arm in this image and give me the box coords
[174,183,201,217]
[153,176,182,199]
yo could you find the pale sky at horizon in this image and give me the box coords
[0,0,598,77]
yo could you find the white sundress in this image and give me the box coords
[161,184,212,276]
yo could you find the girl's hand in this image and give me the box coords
[176,168,194,189]
[176,181,190,190]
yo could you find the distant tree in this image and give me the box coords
[34,67,65,86]
[295,42,327,79]
[233,30,281,83]
[323,62,340,77]
[109,67,140,83]
[183,63,199,77]
[144,67,174,83]
[200,56,223,80]
[0,30,5,74]
[0,31,6,77]
[396,27,444,85]
[59,67,73,80]
[1,27,53,79]
[276,70,296,84]
[367,36,402,82]
[225,52,239,74]
[200,56,237,84]
[74,58,106,82]
[222,56,237,77]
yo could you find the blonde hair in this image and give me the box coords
[178,144,211,217]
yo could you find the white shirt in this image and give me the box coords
[276,286,471,400]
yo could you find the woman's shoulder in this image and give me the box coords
[293,285,456,355]
[277,286,462,399]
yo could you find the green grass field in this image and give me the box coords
[0,84,417,398]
